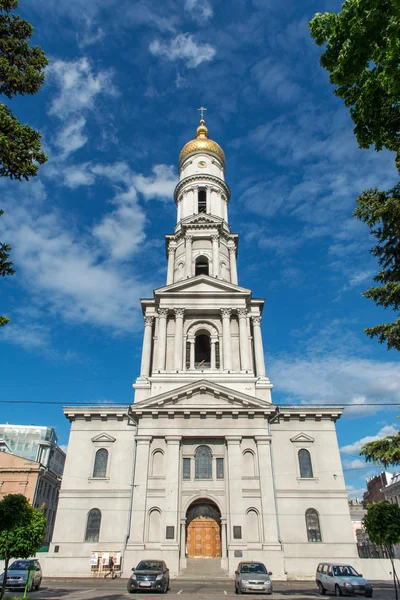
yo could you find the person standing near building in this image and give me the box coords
[104,556,115,579]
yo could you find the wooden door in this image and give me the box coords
[187,516,221,558]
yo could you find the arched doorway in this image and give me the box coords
[186,499,221,558]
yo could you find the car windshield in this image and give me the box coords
[9,561,32,571]
[136,561,163,571]
[240,563,267,574]
[333,566,359,577]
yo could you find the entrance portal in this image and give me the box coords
[186,499,221,558]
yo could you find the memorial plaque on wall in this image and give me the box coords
[233,526,242,539]
[166,526,174,540]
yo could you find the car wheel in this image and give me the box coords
[318,582,326,595]
[35,578,42,591]
[335,584,342,597]
[162,581,168,594]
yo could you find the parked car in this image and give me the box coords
[235,561,273,595]
[316,563,373,597]
[127,560,169,594]
[0,559,42,591]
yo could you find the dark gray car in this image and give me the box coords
[235,561,273,595]
[316,563,373,597]
[127,560,169,594]
[0,559,42,591]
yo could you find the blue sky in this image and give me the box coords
[1,0,399,500]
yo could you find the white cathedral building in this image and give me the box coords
[48,118,358,579]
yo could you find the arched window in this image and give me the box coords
[198,189,206,213]
[298,449,313,478]
[305,508,322,542]
[152,450,164,476]
[243,450,255,476]
[85,508,101,542]
[195,256,209,276]
[195,445,212,479]
[93,448,108,478]
[246,509,260,542]
[195,334,211,368]
[148,508,162,542]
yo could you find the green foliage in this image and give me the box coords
[353,183,400,350]
[360,431,400,467]
[0,494,31,531]
[0,209,14,326]
[309,0,400,156]
[0,506,47,560]
[362,501,400,546]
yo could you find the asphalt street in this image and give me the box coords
[3,579,395,600]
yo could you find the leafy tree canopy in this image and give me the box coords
[309,0,400,159]
[0,505,47,560]
[353,182,400,350]
[363,501,400,546]
[360,431,400,467]
[0,494,31,531]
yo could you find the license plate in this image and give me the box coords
[140,582,152,587]
[250,585,263,590]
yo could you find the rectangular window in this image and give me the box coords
[183,458,191,479]
[233,526,242,540]
[216,458,224,479]
[198,190,207,213]
[166,526,174,540]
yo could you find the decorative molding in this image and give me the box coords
[228,246,236,255]
[158,308,169,318]
[184,234,193,243]
[221,308,232,318]
[252,316,262,326]
[174,308,185,318]
[237,308,248,318]
[144,316,154,327]
[174,174,230,204]
[290,432,315,444]
[91,433,116,443]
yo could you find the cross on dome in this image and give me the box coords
[197,106,207,120]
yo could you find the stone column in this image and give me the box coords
[174,308,185,371]
[210,338,217,369]
[185,235,193,278]
[226,436,242,542]
[165,436,182,542]
[237,308,250,372]
[167,245,176,285]
[221,308,232,371]
[252,316,266,376]
[130,435,152,543]
[140,316,154,377]
[221,518,227,557]
[223,197,228,222]
[155,308,168,371]
[206,186,211,213]
[212,234,219,277]
[177,198,181,222]
[189,338,195,369]
[255,436,280,545]
[180,519,187,558]
[229,246,238,285]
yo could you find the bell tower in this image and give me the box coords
[134,116,272,402]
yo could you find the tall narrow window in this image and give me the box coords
[305,508,322,542]
[195,256,209,276]
[183,458,191,479]
[298,449,313,478]
[195,334,211,368]
[195,445,212,479]
[93,448,108,478]
[85,508,101,542]
[216,457,224,479]
[198,189,206,213]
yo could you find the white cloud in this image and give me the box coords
[55,117,88,157]
[149,33,216,68]
[251,57,303,103]
[133,164,177,200]
[47,57,117,118]
[184,0,213,23]
[340,425,398,456]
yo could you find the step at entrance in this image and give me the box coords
[180,558,229,579]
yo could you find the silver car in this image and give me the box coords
[235,561,273,595]
[0,559,42,591]
[316,563,373,597]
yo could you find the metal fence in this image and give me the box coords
[357,543,393,559]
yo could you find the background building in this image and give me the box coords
[363,472,393,504]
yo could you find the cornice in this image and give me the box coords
[174,175,230,204]
[63,405,129,422]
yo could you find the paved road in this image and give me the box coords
[4,579,394,600]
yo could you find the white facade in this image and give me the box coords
[47,119,357,578]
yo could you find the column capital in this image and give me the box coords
[144,316,154,327]
[225,435,242,445]
[174,308,185,318]
[237,308,248,318]
[185,234,193,243]
[165,435,182,444]
[220,308,232,318]
[135,435,152,444]
[211,234,219,242]
[254,435,271,445]
[252,315,262,326]
[158,308,169,318]
[168,245,176,255]
[228,246,236,255]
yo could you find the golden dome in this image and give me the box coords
[179,119,225,167]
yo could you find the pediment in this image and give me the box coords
[181,214,223,226]
[91,433,116,443]
[290,433,315,443]
[155,275,251,296]
[131,380,275,414]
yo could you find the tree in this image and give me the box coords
[309,1,400,352]
[363,502,400,599]
[0,495,46,600]
[360,431,400,467]
[0,0,48,325]
[309,0,400,159]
